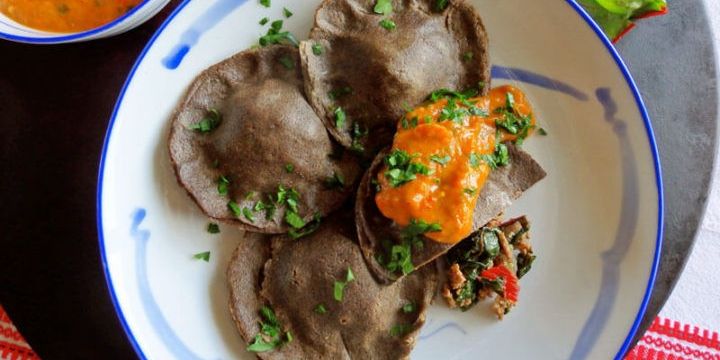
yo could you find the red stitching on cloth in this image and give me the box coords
[0,340,39,360]
[629,335,720,360]
[649,317,720,351]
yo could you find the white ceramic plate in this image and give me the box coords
[97,0,663,359]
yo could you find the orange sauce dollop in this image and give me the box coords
[0,0,143,33]
[375,85,535,244]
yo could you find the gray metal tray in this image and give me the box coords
[616,0,719,342]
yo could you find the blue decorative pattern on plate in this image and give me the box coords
[97,0,662,358]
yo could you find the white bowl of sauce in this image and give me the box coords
[0,0,170,44]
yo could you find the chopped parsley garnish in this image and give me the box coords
[383,149,432,188]
[402,302,416,313]
[383,219,441,275]
[463,51,474,61]
[439,98,470,124]
[480,142,509,169]
[258,19,299,47]
[314,304,327,314]
[217,175,230,195]
[284,210,305,229]
[207,223,220,234]
[193,251,210,262]
[285,164,294,173]
[390,324,412,337]
[469,153,482,168]
[401,117,418,129]
[333,267,355,302]
[279,56,294,69]
[350,122,368,153]
[247,306,291,353]
[288,213,322,240]
[464,187,477,196]
[282,7,293,18]
[259,0,270,8]
[430,154,450,165]
[373,0,393,15]
[435,0,449,11]
[428,87,479,102]
[402,218,442,243]
[324,171,346,190]
[243,207,255,222]
[379,19,396,30]
[311,43,324,55]
[328,86,353,101]
[228,200,242,217]
[334,107,346,128]
[189,109,222,133]
[538,127,548,136]
[259,17,269,25]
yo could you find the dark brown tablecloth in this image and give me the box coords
[0,3,179,358]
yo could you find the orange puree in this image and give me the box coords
[375,85,535,244]
[0,0,143,33]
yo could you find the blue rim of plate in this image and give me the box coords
[95,0,664,359]
[0,0,154,43]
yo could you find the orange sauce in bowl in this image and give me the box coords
[375,85,535,244]
[0,0,143,33]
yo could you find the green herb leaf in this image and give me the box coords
[312,43,324,55]
[463,51,474,61]
[228,201,242,217]
[207,223,220,234]
[379,19,396,30]
[435,0,449,11]
[247,306,288,353]
[288,213,322,239]
[345,267,355,282]
[481,228,500,258]
[193,251,210,262]
[430,154,450,165]
[463,187,477,196]
[314,304,327,314]
[333,281,346,301]
[350,122,368,153]
[259,0,270,7]
[538,127,548,136]
[390,324,412,337]
[469,153,482,168]
[243,207,255,222]
[334,107,346,128]
[279,56,294,69]
[480,142,509,170]
[285,210,306,229]
[189,109,222,133]
[401,218,442,242]
[402,302,416,313]
[373,0,393,16]
[217,175,230,195]
[383,149,432,187]
[259,17,269,25]
[282,7,293,17]
[401,117,419,129]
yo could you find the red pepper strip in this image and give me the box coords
[480,265,519,303]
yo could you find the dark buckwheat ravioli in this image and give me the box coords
[356,144,547,283]
[169,45,360,233]
[227,217,438,359]
[300,0,491,153]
